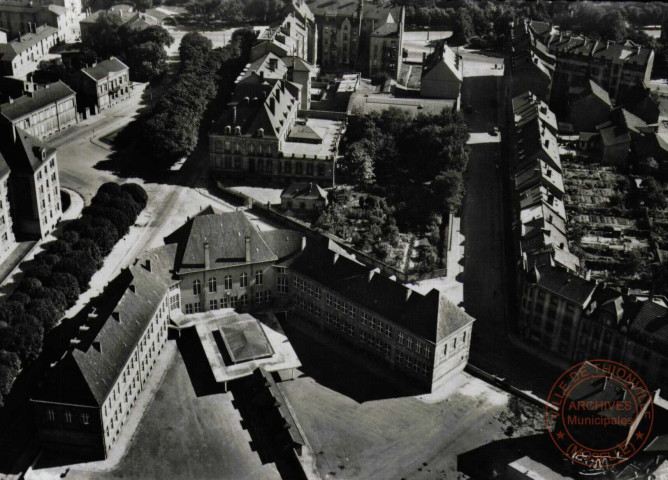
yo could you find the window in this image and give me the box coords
[169,293,180,310]
[209,299,218,310]
[230,295,238,307]
[221,296,229,308]
[224,275,233,290]
[462,331,466,344]
[239,294,248,306]
[453,337,457,349]
[255,270,263,286]
[47,409,55,421]
[185,303,193,314]
[65,411,72,423]
[194,302,201,313]
[207,277,217,293]
[277,276,288,294]
[193,280,201,295]
[240,273,248,288]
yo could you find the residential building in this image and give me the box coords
[305,0,404,77]
[568,79,612,133]
[280,181,327,212]
[251,7,317,67]
[79,8,159,43]
[0,3,75,43]
[75,57,131,113]
[209,74,345,187]
[0,80,77,139]
[512,91,558,135]
[595,107,653,166]
[31,244,179,457]
[0,128,61,238]
[420,42,462,100]
[0,24,59,78]
[285,242,475,391]
[524,20,654,110]
[507,21,554,104]
[619,82,660,125]
[513,112,561,173]
[0,152,15,257]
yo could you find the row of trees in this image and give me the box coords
[82,14,174,82]
[185,0,286,24]
[139,29,255,167]
[0,183,148,406]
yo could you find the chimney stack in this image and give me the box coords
[204,241,210,270]
[232,106,237,125]
[301,236,306,251]
[245,235,251,262]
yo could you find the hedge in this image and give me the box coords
[0,182,148,406]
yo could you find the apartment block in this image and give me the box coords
[0,153,15,257]
[0,24,59,78]
[75,57,131,113]
[0,80,77,139]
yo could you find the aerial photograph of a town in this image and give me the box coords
[1,0,668,478]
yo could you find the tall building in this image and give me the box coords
[305,0,404,77]
[209,74,344,187]
[0,80,77,139]
[1,128,62,238]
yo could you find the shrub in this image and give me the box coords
[121,183,148,209]
[47,272,80,308]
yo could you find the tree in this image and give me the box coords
[44,239,72,255]
[26,298,62,331]
[73,238,104,267]
[7,292,31,305]
[8,315,44,363]
[127,41,169,81]
[341,140,376,187]
[88,224,119,256]
[47,272,81,308]
[17,277,43,297]
[21,262,52,284]
[53,250,99,290]
[32,287,68,312]
[641,177,667,210]
[121,183,148,209]
[451,8,475,45]
[432,170,465,213]
[135,0,152,12]
[0,360,19,404]
[0,301,25,326]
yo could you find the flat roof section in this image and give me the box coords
[218,315,274,363]
[281,117,344,160]
[191,310,301,383]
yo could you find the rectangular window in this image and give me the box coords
[209,299,218,310]
[65,411,72,423]
[230,296,238,307]
[277,276,288,294]
[239,294,248,306]
[185,304,193,314]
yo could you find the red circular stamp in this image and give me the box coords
[545,359,654,470]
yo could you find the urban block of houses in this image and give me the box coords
[79,7,159,43]
[31,206,475,457]
[305,0,404,78]
[280,181,328,212]
[507,21,554,104]
[209,73,345,187]
[0,24,60,78]
[568,79,612,134]
[0,127,62,238]
[74,57,131,114]
[0,80,77,139]
[419,42,463,100]
[0,2,77,43]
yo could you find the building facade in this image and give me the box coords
[0,3,77,43]
[0,153,15,257]
[1,129,62,238]
[76,57,131,113]
[0,81,77,139]
[0,25,60,78]
[280,181,328,212]
[420,43,463,100]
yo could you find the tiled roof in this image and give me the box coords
[530,264,597,306]
[0,25,58,60]
[526,245,580,273]
[0,152,9,179]
[630,300,668,350]
[514,159,564,196]
[512,91,558,133]
[587,79,612,106]
[371,22,398,37]
[33,245,179,406]
[259,230,304,261]
[81,57,129,82]
[280,182,327,201]
[0,81,75,121]
[289,243,474,342]
[515,116,561,172]
[0,128,56,174]
[422,42,463,82]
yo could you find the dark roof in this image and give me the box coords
[530,264,597,306]
[0,25,58,61]
[288,124,322,142]
[33,244,179,406]
[630,300,668,351]
[0,129,56,174]
[280,182,327,201]
[371,22,398,37]
[164,209,303,274]
[289,243,474,342]
[81,57,129,82]
[0,81,76,121]
[0,152,9,179]
[571,79,612,107]
[619,83,660,124]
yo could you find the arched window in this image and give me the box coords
[224,275,233,290]
[193,280,201,295]
[240,272,248,288]
[208,277,217,293]
[255,270,263,286]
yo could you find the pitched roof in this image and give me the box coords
[515,116,561,172]
[630,300,668,351]
[0,81,75,121]
[371,22,398,37]
[514,159,564,196]
[81,57,129,81]
[512,91,558,133]
[0,25,58,61]
[0,128,55,174]
[280,182,327,201]
[33,245,179,406]
[422,42,463,82]
[289,243,474,342]
[164,209,303,274]
[530,264,597,306]
[0,152,9,179]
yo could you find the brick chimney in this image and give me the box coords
[245,235,251,262]
[204,241,210,270]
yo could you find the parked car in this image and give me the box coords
[490,126,499,136]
